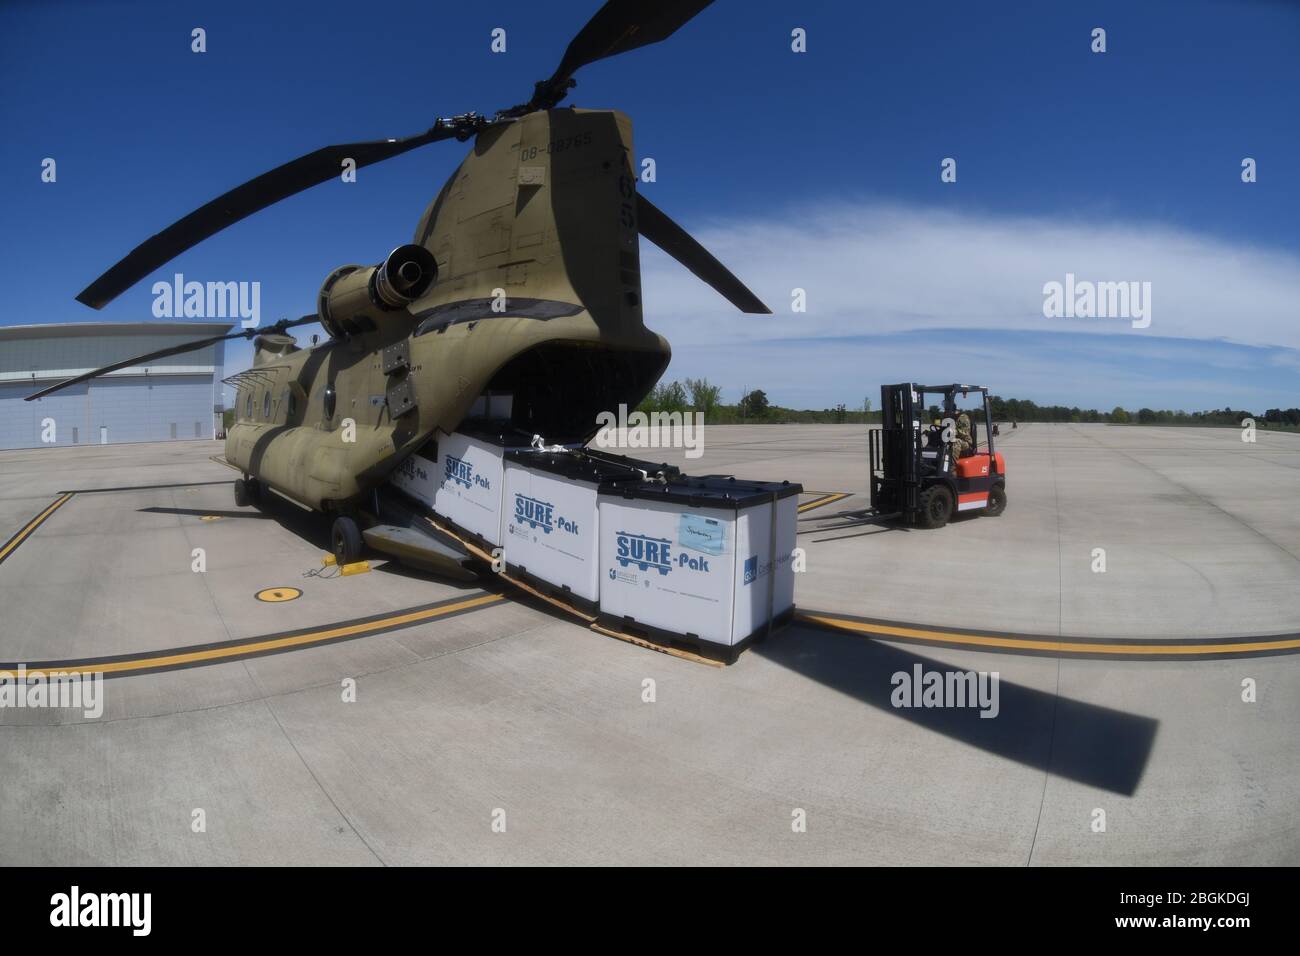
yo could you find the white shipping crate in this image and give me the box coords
[431,431,511,546]
[597,478,801,648]
[389,446,439,509]
[733,491,799,641]
[502,452,644,606]
[389,430,531,548]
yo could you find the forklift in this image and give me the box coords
[869,384,1006,528]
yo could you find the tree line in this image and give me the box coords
[636,379,880,424]
[636,379,1300,430]
[988,397,1300,428]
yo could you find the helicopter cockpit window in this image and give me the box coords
[262,391,271,419]
[324,384,336,421]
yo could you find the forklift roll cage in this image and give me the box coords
[869,383,1005,528]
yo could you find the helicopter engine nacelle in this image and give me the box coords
[317,243,437,337]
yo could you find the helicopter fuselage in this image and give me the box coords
[225,108,670,512]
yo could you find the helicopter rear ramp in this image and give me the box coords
[362,523,477,582]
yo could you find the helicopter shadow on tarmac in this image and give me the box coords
[138,507,274,522]
[138,490,333,553]
[752,626,1157,797]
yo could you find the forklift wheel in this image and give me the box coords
[234,479,250,508]
[986,484,1007,517]
[331,516,363,565]
[918,485,953,529]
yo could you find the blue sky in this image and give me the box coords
[2,0,1297,411]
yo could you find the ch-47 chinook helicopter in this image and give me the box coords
[28,0,770,574]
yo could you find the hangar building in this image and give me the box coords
[0,322,231,450]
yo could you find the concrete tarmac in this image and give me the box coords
[0,425,1296,865]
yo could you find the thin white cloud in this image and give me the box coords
[638,200,1300,351]
[662,335,1290,412]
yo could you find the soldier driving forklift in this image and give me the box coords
[869,383,1007,528]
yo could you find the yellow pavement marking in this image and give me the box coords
[796,611,1300,658]
[255,587,302,603]
[798,492,850,513]
[0,493,74,565]
[6,593,505,678]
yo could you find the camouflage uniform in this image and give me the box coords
[953,412,973,460]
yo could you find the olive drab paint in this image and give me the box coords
[224,109,671,512]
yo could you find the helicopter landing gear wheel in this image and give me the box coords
[331,516,363,565]
[236,477,264,509]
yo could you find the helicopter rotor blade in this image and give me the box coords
[635,193,770,314]
[557,1,714,95]
[526,0,714,111]
[24,315,319,402]
[76,2,724,309]
[75,122,480,310]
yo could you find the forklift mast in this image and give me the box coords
[870,383,920,515]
